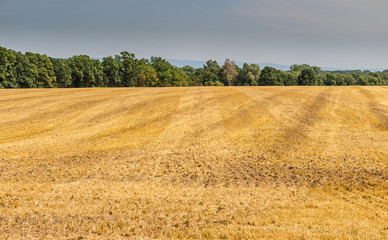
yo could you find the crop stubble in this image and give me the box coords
[0,86,387,239]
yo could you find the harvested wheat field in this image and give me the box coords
[0,86,387,239]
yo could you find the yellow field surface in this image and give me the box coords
[0,86,387,239]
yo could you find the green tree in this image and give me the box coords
[150,57,173,86]
[51,58,72,87]
[181,65,195,76]
[316,72,326,86]
[222,59,238,86]
[381,72,388,85]
[298,68,317,85]
[290,64,321,74]
[335,73,347,86]
[150,57,188,87]
[102,57,121,87]
[171,67,189,86]
[237,63,260,86]
[14,52,35,88]
[357,75,369,85]
[259,66,283,86]
[325,73,336,86]
[190,68,205,86]
[92,59,104,87]
[25,53,56,88]
[0,47,17,88]
[69,55,102,87]
[344,74,356,86]
[118,51,137,87]
[24,52,40,87]
[4,45,386,88]
[133,62,159,87]
[202,60,222,86]
[281,71,298,86]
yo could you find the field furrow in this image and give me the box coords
[0,87,387,239]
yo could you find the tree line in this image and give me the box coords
[1,46,387,88]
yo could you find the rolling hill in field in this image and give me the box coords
[0,86,387,239]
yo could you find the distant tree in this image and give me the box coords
[281,71,298,86]
[51,58,72,87]
[290,64,306,72]
[298,68,317,86]
[205,80,224,86]
[221,59,238,86]
[202,60,221,86]
[381,72,388,85]
[28,53,56,88]
[92,59,104,87]
[343,74,356,86]
[69,55,103,87]
[374,72,384,85]
[311,66,321,74]
[181,65,195,76]
[14,51,36,88]
[325,73,336,86]
[1,45,385,88]
[357,75,369,85]
[317,77,324,86]
[290,64,321,74]
[0,47,17,88]
[150,57,188,87]
[237,63,260,86]
[335,73,347,86]
[133,62,159,87]
[316,72,326,86]
[119,51,137,87]
[171,67,189,86]
[37,56,56,88]
[102,56,121,87]
[18,52,55,88]
[150,57,172,86]
[366,72,383,85]
[259,66,283,86]
[189,68,205,86]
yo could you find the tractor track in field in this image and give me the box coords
[3,149,386,189]
[266,88,334,158]
[88,89,185,144]
[0,89,155,143]
[0,87,387,239]
[357,87,388,131]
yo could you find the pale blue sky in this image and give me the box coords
[0,0,387,69]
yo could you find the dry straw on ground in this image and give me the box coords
[0,86,387,239]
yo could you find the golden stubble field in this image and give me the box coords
[0,86,387,239]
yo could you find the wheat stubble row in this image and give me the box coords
[0,87,387,239]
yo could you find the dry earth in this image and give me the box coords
[0,86,387,239]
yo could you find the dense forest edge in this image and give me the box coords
[1,46,387,88]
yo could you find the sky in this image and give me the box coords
[0,0,387,69]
